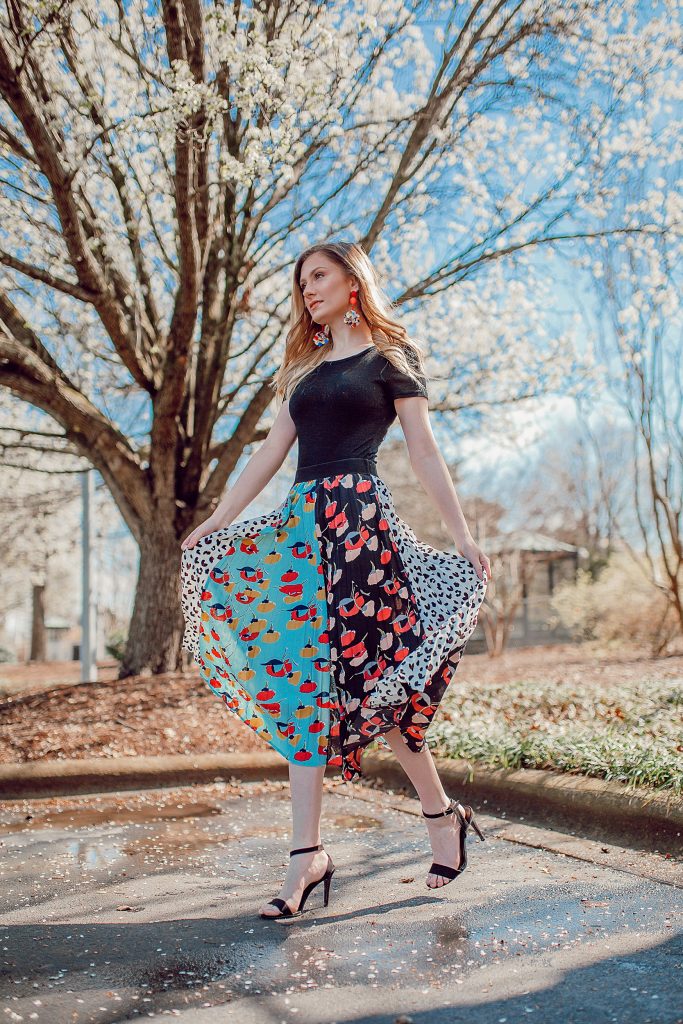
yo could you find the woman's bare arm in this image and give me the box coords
[181,399,297,549]
[394,396,472,546]
[213,399,298,525]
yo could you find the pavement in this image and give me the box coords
[1,777,681,1024]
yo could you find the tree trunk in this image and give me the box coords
[118,524,185,677]
[30,582,46,662]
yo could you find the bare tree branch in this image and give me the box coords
[0,249,96,302]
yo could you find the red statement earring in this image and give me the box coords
[343,289,360,327]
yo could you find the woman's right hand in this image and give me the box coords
[181,512,232,551]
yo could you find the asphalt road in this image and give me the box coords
[1,779,681,1024]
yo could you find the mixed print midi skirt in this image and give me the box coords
[179,456,488,783]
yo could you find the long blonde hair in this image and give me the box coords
[271,241,428,402]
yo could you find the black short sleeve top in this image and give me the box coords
[288,345,428,473]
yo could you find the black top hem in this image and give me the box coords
[294,456,378,483]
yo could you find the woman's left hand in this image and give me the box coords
[457,535,492,582]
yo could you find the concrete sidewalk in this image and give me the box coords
[0,778,681,1024]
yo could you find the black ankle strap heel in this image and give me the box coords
[259,842,336,921]
[422,797,485,885]
[289,843,323,856]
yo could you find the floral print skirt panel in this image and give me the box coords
[180,468,487,783]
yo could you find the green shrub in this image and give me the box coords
[105,630,127,662]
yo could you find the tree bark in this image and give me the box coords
[30,582,46,662]
[118,523,186,678]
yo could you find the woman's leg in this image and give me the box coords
[382,727,464,888]
[259,762,329,916]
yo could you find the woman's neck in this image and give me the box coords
[324,315,373,353]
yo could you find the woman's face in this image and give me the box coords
[299,252,354,324]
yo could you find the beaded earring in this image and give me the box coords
[312,323,331,347]
[343,289,361,327]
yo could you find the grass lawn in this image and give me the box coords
[431,675,682,795]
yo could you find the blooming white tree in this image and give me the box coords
[586,170,683,633]
[0,0,678,674]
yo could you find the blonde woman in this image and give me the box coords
[180,241,490,920]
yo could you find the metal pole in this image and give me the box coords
[80,469,98,682]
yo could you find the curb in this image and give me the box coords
[0,752,289,798]
[361,751,683,850]
[1,750,682,850]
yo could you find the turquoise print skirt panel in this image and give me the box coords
[197,480,335,766]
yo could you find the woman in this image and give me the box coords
[180,241,491,921]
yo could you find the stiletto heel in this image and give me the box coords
[259,843,336,921]
[422,797,485,886]
[468,810,485,843]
